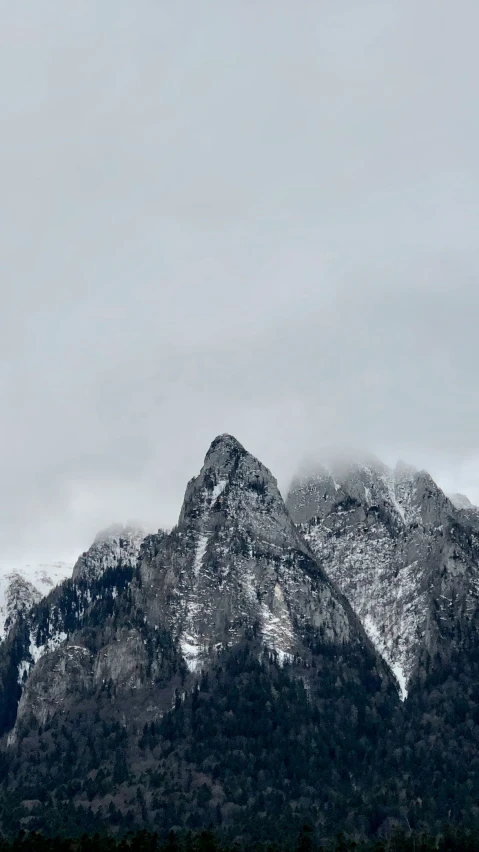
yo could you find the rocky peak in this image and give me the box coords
[287,456,479,698]
[288,458,454,533]
[72,523,145,581]
[178,434,246,527]
[204,432,247,467]
[179,434,284,534]
[139,435,373,675]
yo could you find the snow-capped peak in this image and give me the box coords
[140,435,371,675]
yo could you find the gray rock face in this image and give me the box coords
[72,523,145,581]
[12,625,159,737]
[287,460,479,697]
[10,573,176,738]
[12,645,94,733]
[138,435,369,673]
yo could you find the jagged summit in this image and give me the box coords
[205,432,246,457]
[287,455,479,698]
[140,436,382,675]
[178,435,248,527]
[179,433,279,528]
[288,456,450,532]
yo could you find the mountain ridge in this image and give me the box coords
[0,435,399,838]
[1,436,479,839]
[287,457,479,697]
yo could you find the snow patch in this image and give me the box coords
[363,616,408,699]
[392,663,408,701]
[380,471,406,522]
[260,583,295,660]
[363,615,381,647]
[180,634,202,672]
[18,628,68,683]
[193,534,209,577]
[211,479,227,502]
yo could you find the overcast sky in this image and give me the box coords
[1,1,479,563]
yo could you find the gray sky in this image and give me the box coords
[1,1,479,562]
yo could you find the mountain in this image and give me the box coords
[286,459,479,698]
[0,561,72,641]
[0,435,398,839]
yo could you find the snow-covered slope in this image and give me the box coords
[0,561,73,640]
[287,460,479,698]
